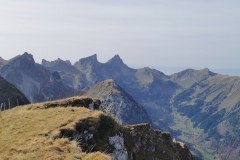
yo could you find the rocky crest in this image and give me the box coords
[40,97,194,160]
[83,79,152,125]
[2,53,240,159]
[123,124,194,160]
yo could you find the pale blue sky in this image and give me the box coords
[0,0,240,74]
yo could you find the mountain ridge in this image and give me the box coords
[0,52,74,103]
[2,52,240,159]
[0,96,194,160]
[83,79,152,125]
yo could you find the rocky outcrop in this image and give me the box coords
[47,97,194,160]
[83,79,152,125]
[24,96,193,160]
[36,96,101,110]
[123,124,194,160]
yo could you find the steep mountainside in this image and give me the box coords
[43,54,240,159]
[2,53,240,159]
[46,54,178,130]
[0,53,74,103]
[0,76,29,109]
[172,73,240,160]
[83,79,152,125]
[0,97,194,160]
[42,58,87,93]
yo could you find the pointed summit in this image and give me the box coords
[6,52,35,67]
[22,52,34,60]
[17,52,35,64]
[84,79,122,97]
[78,54,98,64]
[84,79,152,125]
[107,54,124,65]
[74,54,100,71]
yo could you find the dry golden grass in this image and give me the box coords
[0,99,111,160]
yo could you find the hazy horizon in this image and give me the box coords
[1,1,240,75]
[1,52,240,76]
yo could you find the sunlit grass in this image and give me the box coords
[0,98,111,160]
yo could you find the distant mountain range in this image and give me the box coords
[0,53,74,103]
[1,52,240,159]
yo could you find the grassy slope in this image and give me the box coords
[171,109,219,160]
[0,99,110,160]
[171,74,240,159]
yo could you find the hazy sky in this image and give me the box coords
[0,0,240,74]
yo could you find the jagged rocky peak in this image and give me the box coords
[0,52,36,70]
[74,54,99,70]
[84,79,121,97]
[21,52,34,61]
[107,54,124,65]
[11,52,35,65]
[84,79,153,125]
[42,58,72,68]
[77,54,98,64]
